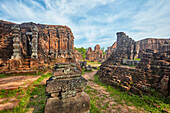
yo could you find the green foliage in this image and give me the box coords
[101,47,106,56]
[74,47,87,59]
[93,74,170,113]
[0,74,6,78]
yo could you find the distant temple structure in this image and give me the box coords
[86,44,103,61]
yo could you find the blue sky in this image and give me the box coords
[0,0,170,49]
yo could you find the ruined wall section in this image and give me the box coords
[104,42,117,59]
[0,20,15,62]
[116,32,136,59]
[103,32,136,65]
[74,49,83,61]
[136,38,170,58]
[0,20,75,71]
[98,50,170,96]
[19,23,74,63]
[99,32,170,96]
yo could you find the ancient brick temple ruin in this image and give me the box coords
[0,20,90,112]
[104,42,117,59]
[136,38,170,58]
[98,32,170,96]
[0,20,75,74]
[86,44,103,61]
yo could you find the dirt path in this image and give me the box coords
[83,70,144,113]
[0,71,50,112]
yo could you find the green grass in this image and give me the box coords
[26,85,47,113]
[85,86,101,113]
[33,72,52,85]
[0,87,25,98]
[92,67,100,71]
[93,74,170,113]
[0,72,43,78]
[90,100,101,113]
[0,74,6,78]
[85,85,114,112]
[82,68,93,75]
[87,61,101,64]
[0,87,31,113]
[0,72,52,113]
[134,58,141,61]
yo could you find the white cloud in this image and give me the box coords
[127,0,170,40]
[0,0,169,49]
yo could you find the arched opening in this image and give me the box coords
[26,35,32,57]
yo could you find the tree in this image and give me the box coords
[101,47,106,56]
[74,47,87,59]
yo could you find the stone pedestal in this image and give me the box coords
[45,63,90,113]
[45,92,90,113]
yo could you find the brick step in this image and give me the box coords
[23,62,30,65]
[18,68,30,70]
[22,65,30,68]
[25,58,30,61]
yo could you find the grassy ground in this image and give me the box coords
[81,68,93,75]
[26,85,46,113]
[87,74,170,113]
[134,58,141,61]
[0,73,52,113]
[1,70,169,113]
[85,86,102,113]
[86,61,101,67]
[0,74,6,78]
[0,72,43,78]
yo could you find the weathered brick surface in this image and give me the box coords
[98,65,149,93]
[99,32,170,96]
[86,44,103,61]
[45,63,90,113]
[0,20,75,72]
[104,42,117,59]
[136,38,170,58]
[74,49,83,61]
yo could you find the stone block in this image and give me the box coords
[45,92,90,113]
